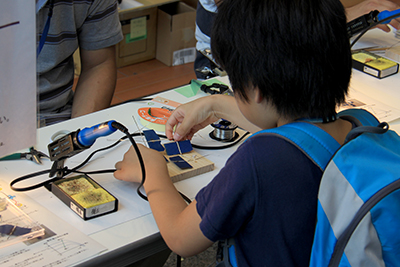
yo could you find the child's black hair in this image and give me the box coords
[211,0,351,120]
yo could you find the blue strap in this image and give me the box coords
[37,15,51,57]
[251,122,340,170]
[229,245,238,267]
[249,109,377,170]
[37,2,53,57]
[337,109,379,127]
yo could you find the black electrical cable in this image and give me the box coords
[71,137,123,171]
[71,131,150,172]
[10,131,133,191]
[9,124,149,199]
[110,98,154,108]
[10,124,247,267]
[112,121,148,201]
[10,124,247,200]
[351,12,400,48]
[10,169,53,191]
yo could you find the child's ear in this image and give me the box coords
[254,87,264,104]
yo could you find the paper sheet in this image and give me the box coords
[339,86,400,123]
[0,179,106,267]
[0,1,36,158]
[3,137,154,236]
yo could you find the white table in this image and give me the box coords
[0,76,244,266]
[1,28,400,266]
[350,28,400,132]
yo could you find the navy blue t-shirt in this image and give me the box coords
[196,133,322,266]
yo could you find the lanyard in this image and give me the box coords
[37,0,54,57]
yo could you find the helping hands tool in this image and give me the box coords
[0,147,49,164]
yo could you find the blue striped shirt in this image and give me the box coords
[36,0,123,125]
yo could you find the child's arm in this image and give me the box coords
[114,145,214,257]
[165,94,261,141]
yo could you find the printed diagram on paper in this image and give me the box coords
[338,86,400,122]
[0,179,106,267]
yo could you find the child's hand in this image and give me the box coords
[114,144,166,183]
[165,95,221,141]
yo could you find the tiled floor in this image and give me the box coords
[111,59,197,105]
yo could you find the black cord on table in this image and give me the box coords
[351,12,400,49]
[10,128,248,195]
[10,123,249,267]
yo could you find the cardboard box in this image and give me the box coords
[115,0,179,67]
[156,2,197,66]
[116,7,157,67]
[180,0,197,8]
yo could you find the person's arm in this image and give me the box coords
[114,144,214,257]
[71,45,117,118]
[165,94,262,141]
[345,0,400,31]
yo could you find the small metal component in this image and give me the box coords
[203,48,212,56]
[197,49,228,77]
[7,225,17,239]
[210,119,239,142]
[195,66,217,78]
[200,83,229,95]
[0,147,49,164]
[27,147,49,164]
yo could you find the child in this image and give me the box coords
[114,0,353,265]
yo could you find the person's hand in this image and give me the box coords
[114,144,167,183]
[346,0,400,32]
[165,96,221,141]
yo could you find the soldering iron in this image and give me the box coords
[48,120,120,161]
[12,120,149,203]
[347,8,400,38]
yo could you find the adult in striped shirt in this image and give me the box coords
[36,0,123,126]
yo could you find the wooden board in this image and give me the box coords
[166,150,214,183]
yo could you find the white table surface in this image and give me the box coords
[1,28,400,266]
[0,76,244,266]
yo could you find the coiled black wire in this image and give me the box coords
[10,122,247,203]
[10,123,149,200]
[351,12,400,49]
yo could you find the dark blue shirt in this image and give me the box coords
[196,134,322,266]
